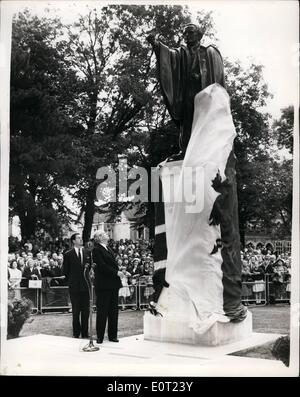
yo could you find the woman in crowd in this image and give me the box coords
[143,267,155,305]
[40,261,55,308]
[116,258,123,270]
[16,258,26,287]
[118,266,132,310]
[8,260,22,299]
[241,261,253,305]
[285,259,291,301]
[272,259,286,301]
[251,261,265,304]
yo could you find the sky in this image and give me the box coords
[5,0,299,119]
[193,0,299,118]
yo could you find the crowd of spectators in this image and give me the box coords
[7,236,155,308]
[8,236,70,256]
[7,236,291,307]
[108,238,155,309]
[7,249,66,299]
[241,246,291,304]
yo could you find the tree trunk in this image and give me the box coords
[82,185,96,243]
[239,228,245,248]
[239,217,246,248]
[148,202,155,239]
[19,210,36,240]
[15,184,37,240]
[279,209,291,236]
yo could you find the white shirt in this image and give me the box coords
[9,268,22,285]
[100,243,108,251]
[74,247,83,263]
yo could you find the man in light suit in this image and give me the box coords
[22,258,41,287]
[63,233,91,338]
[92,231,122,344]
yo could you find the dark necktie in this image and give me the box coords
[78,249,82,264]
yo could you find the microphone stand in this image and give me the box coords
[82,251,99,352]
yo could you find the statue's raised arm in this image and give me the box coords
[147,24,225,159]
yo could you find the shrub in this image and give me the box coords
[7,298,33,339]
[272,336,290,366]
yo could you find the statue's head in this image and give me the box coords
[183,23,204,47]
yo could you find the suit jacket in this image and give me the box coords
[93,243,122,291]
[23,267,41,280]
[63,248,91,292]
[264,264,274,274]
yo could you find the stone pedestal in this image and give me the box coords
[144,311,253,346]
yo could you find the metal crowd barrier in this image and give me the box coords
[267,281,291,303]
[9,279,290,314]
[241,281,267,306]
[38,285,139,313]
[40,286,71,313]
[138,281,155,310]
[118,284,138,310]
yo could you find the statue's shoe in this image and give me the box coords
[149,303,163,317]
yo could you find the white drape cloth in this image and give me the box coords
[158,83,237,333]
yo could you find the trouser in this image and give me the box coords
[152,268,168,303]
[96,289,119,341]
[69,290,90,337]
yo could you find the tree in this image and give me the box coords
[80,8,278,244]
[235,154,292,239]
[224,60,273,245]
[9,5,212,241]
[10,10,81,239]
[59,4,199,242]
[273,106,294,154]
[264,159,292,236]
[11,6,289,246]
[80,5,218,239]
[224,63,293,242]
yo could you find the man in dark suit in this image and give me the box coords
[63,233,91,338]
[92,231,122,344]
[23,258,41,287]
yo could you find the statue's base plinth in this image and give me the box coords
[144,311,253,346]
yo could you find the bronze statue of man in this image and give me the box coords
[147,24,225,159]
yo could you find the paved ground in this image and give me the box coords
[18,305,291,362]
[4,333,289,376]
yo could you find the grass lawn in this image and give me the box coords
[230,304,290,361]
[20,310,144,339]
[19,304,290,361]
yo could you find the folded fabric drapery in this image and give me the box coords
[156,83,247,334]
